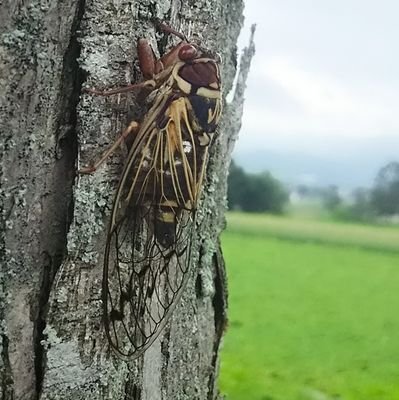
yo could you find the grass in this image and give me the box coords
[226,212,399,253]
[219,212,399,400]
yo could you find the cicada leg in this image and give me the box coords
[83,80,156,96]
[83,23,188,97]
[83,38,162,95]
[137,38,165,78]
[155,20,188,41]
[78,121,140,174]
[138,32,193,78]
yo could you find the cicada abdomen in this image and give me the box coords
[81,27,222,358]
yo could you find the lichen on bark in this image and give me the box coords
[0,0,255,399]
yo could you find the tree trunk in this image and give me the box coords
[0,1,254,399]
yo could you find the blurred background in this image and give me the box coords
[219,1,399,399]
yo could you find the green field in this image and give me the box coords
[220,212,399,400]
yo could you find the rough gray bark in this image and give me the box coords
[0,1,254,399]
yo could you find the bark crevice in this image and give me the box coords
[0,311,13,400]
[207,247,228,400]
[33,1,86,397]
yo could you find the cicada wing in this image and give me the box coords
[103,205,195,358]
[101,113,197,357]
[101,94,214,358]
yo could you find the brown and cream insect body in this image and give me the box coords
[82,28,222,358]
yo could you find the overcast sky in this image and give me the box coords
[235,0,399,160]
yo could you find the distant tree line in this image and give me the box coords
[227,160,288,213]
[371,161,399,215]
[227,160,399,222]
[300,161,399,222]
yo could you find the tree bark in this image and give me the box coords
[0,1,254,399]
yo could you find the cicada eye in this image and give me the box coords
[178,44,198,61]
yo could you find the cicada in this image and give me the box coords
[79,23,222,358]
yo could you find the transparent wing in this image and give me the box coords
[103,206,195,358]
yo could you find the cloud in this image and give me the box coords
[233,0,399,165]
[264,56,359,115]
[242,56,399,141]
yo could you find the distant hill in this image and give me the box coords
[233,136,399,190]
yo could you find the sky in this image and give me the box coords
[234,0,399,178]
